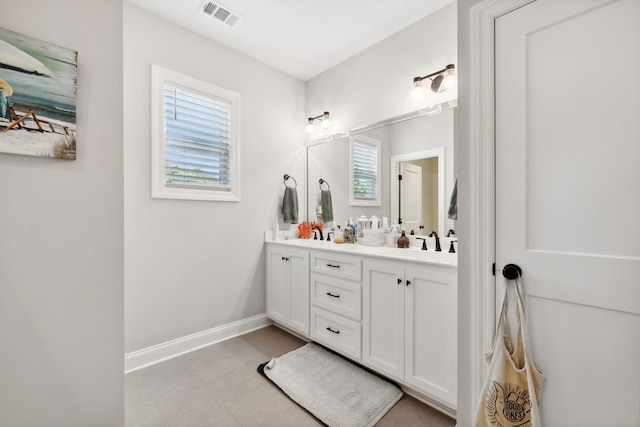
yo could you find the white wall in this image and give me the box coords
[0,2,124,426]
[305,3,457,134]
[124,4,306,353]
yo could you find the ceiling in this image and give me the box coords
[126,0,455,81]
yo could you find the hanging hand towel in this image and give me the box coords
[282,186,299,224]
[447,176,457,220]
[321,189,333,223]
[474,276,544,427]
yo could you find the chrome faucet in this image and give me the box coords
[429,231,441,252]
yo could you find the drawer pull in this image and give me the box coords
[326,292,340,298]
[326,326,340,334]
[326,263,341,268]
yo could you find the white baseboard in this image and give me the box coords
[124,314,272,374]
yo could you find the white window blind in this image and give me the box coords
[353,140,378,199]
[164,83,232,189]
[151,64,240,202]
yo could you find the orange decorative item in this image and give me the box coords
[297,221,312,239]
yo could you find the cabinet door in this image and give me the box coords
[363,260,404,380]
[405,266,457,407]
[286,248,310,335]
[266,246,288,324]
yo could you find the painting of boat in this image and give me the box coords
[0,27,78,160]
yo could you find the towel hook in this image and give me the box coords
[319,178,330,191]
[283,174,297,188]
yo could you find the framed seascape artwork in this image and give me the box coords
[0,27,77,160]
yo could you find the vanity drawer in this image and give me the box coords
[311,252,362,281]
[310,306,361,360]
[311,273,361,321]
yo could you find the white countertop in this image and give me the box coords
[265,234,457,268]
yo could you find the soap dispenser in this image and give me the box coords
[397,230,410,248]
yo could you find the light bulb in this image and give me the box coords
[443,66,455,90]
[409,80,429,107]
[305,123,315,134]
[305,117,315,134]
[321,112,331,129]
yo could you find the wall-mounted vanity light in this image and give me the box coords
[305,111,331,134]
[409,64,455,105]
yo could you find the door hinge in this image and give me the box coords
[398,174,403,181]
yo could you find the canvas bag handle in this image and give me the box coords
[511,274,543,426]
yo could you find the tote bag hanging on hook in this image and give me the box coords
[474,276,544,427]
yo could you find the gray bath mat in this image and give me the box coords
[258,343,402,427]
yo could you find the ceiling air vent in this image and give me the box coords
[201,1,242,27]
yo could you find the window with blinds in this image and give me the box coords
[151,65,240,201]
[164,84,231,189]
[350,135,381,206]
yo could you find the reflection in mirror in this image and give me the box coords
[350,134,381,207]
[391,147,444,235]
[306,103,455,236]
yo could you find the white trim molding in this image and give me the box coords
[150,64,241,202]
[124,314,271,373]
[464,0,535,420]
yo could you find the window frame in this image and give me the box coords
[349,134,381,207]
[151,64,240,202]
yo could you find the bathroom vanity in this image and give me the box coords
[265,237,457,415]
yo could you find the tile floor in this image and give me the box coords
[125,325,456,427]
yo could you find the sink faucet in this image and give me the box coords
[313,226,324,241]
[448,239,458,253]
[416,237,428,250]
[446,229,455,237]
[429,231,441,252]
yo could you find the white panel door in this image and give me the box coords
[400,162,422,233]
[287,248,309,335]
[362,260,404,380]
[266,246,287,324]
[495,1,640,426]
[405,266,457,407]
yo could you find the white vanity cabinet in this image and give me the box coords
[265,239,457,412]
[309,252,362,359]
[266,245,309,335]
[363,259,457,408]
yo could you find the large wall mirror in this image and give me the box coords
[306,102,456,236]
